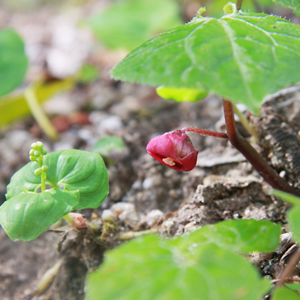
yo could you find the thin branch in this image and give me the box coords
[236,0,243,10]
[276,247,300,287]
[182,127,228,139]
[223,99,300,197]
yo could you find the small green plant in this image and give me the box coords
[0,142,109,241]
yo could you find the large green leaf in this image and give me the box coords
[112,9,300,114]
[0,188,79,241]
[6,149,109,210]
[86,221,273,300]
[272,287,300,300]
[86,0,182,51]
[273,0,300,15]
[175,219,281,254]
[0,28,28,97]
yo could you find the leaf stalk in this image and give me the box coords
[223,99,300,197]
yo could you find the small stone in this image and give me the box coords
[101,209,115,220]
[145,210,164,227]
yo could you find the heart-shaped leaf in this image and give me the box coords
[86,221,273,300]
[6,149,109,210]
[0,188,79,241]
[0,28,28,97]
[112,9,300,114]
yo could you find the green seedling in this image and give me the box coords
[0,142,109,241]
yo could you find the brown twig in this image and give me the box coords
[223,99,300,197]
[236,0,243,10]
[276,247,300,287]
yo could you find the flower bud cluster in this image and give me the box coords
[29,141,48,175]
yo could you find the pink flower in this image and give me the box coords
[146,130,199,172]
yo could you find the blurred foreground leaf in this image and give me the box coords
[86,219,279,300]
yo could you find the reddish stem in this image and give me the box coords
[182,127,228,139]
[223,99,300,197]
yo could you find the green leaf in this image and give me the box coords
[112,10,300,114]
[86,234,271,300]
[78,64,99,83]
[270,189,300,206]
[0,78,75,126]
[285,283,300,292]
[92,136,125,156]
[0,188,79,241]
[86,0,182,51]
[287,206,300,244]
[273,0,300,16]
[272,287,300,300]
[176,219,281,254]
[0,28,28,97]
[156,86,208,102]
[205,0,274,18]
[6,149,109,210]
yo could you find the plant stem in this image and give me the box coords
[223,99,300,197]
[232,103,259,142]
[119,228,159,240]
[41,171,46,192]
[236,0,243,10]
[276,247,300,287]
[25,86,59,141]
[182,127,228,139]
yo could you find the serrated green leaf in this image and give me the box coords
[287,206,300,244]
[0,28,28,97]
[270,189,300,206]
[6,149,109,210]
[273,0,300,16]
[176,219,281,254]
[86,0,182,51]
[86,233,271,300]
[0,188,79,241]
[156,86,208,102]
[112,10,300,114]
[205,0,274,18]
[92,136,125,155]
[273,286,300,300]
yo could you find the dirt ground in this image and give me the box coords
[1,1,300,299]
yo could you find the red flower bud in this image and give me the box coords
[146,130,199,172]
